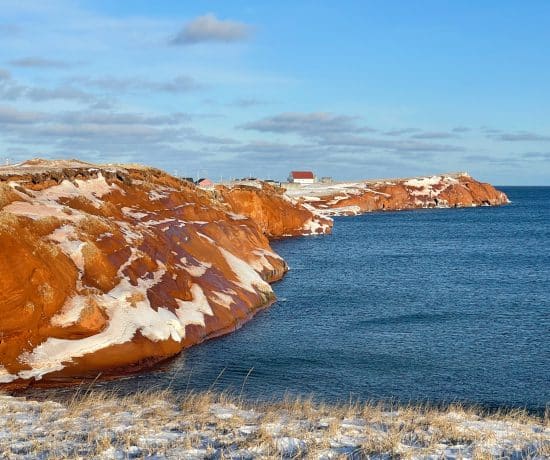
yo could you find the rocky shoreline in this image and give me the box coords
[286,173,510,217]
[1,159,508,388]
[0,160,307,388]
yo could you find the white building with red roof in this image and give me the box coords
[288,171,315,184]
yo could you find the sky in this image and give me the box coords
[1,1,549,184]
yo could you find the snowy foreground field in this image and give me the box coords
[0,392,548,459]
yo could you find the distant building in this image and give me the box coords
[320,176,333,184]
[196,178,214,188]
[288,171,315,184]
[181,177,195,183]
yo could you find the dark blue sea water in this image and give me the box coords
[96,187,550,410]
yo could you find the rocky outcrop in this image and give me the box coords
[287,173,509,216]
[216,182,333,237]
[0,160,330,388]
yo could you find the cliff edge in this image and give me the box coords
[0,160,329,387]
[0,161,507,388]
[286,173,509,216]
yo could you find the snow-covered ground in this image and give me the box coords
[283,174,467,202]
[285,181,368,199]
[0,392,547,459]
[281,172,512,217]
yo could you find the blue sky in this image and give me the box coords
[1,1,549,184]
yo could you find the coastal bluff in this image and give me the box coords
[0,160,507,387]
[0,159,330,388]
[287,173,510,216]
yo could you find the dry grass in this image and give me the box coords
[0,389,547,459]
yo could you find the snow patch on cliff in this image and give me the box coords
[50,295,90,328]
[175,284,214,328]
[3,200,76,221]
[17,264,187,380]
[302,218,331,234]
[149,189,169,201]
[318,205,361,217]
[210,290,236,308]
[227,212,248,221]
[180,257,211,278]
[249,248,283,273]
[404,176,443,189]
[404,175,459,197]
[220,248,271,294]
[0,366,16,383]
[121,207,149,220]
[40,173,119,207]
[48,225,86,271]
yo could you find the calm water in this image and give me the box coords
[88,187,550,410]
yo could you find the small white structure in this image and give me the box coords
[288,171,315,184]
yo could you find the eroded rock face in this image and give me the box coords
[216,182,333,237]
[287,173,509,216]
[0,160,330,388]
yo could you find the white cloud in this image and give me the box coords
[0,105,46,123]
[171,13,251,45]
[410,131,456,140]
[491,131,550,142]
[73,75,203,93]
[240,112,375,137]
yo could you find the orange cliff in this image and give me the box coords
[215,181,333,237]
[0,160,330,388]
[286,173,510,216]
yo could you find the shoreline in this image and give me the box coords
[0,160,509,388]
[17,377,550,417]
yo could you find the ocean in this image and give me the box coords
[86,187,550,411]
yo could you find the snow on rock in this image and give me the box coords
[210,290,236,308]
[49,295,91,328]
[220,248,271,294]
[36,173,120,207]
[287,173,509,215]
[302,217,332,235]
[175,284,214,329]
[0,162,507,388]
[0,366,16,384]
[404,175,450,188]
[180,257,212,278]
[48,225,86,271]
[0,160,290,387]
[216,181,333,237]
[17,268,194,380]
[121,207,149,220]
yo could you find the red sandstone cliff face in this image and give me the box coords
[0,160,330,388]
[216,182,333,237]
[288,173,509,216]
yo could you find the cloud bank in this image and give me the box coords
[9,57,70,69]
